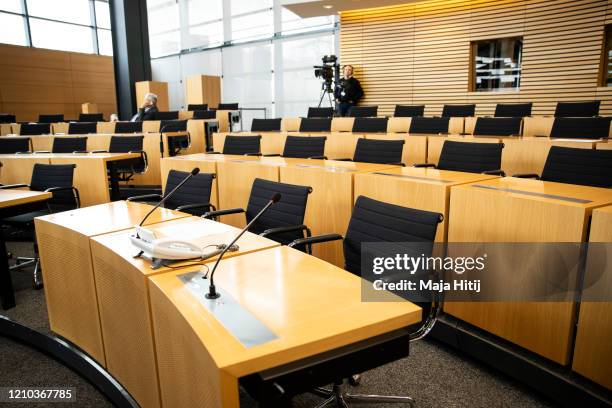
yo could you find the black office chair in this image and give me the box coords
[549,117,611,139]
[299,118,332,132]
[442,104,475,117]
[204,178,312,248]
[19,123,51,136]
[352,117,388,133]
[192,110,217,119]
[101,136,148,182]
[38,114,64,123]
[307,107,334,118]
[473,117,522,136]
[128,169,216,216]
[0,114,16,123]
[68,122,97,135]
[494,103,532,117]
[513,146,612,188]
[0,138,31,153]
[251,118,282,132]
[218,103,239,110]
[348,106,378,117]
[1,163,80,288]
[219,135,261,155]
[408,117,450,134]
[78,113,104,122]
[33,137,87,154]
[160,119,190,156]
[415,140,505,175]
[187,104,208,111]
[114,121,143,133]
[394,105,425,117]
[280,195,443,407]
[155,111,179,120]
[338,138,404,165]
[554,100,600,117]
[279,136,327,159]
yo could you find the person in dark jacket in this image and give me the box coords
[131,93,159,121]
[334,65,364,117]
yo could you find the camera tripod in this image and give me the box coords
[318,81,335,109]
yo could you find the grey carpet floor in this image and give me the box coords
[1,242,558,408]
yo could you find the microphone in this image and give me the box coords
[137,167,200,229]
[205,192,281,299]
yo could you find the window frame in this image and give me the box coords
[599,25,612,87]
[469,36,523,93]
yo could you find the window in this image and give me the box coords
[27,0,91,25]
[30,18,94,54]
[0,13,28,46]
[281,8,334,35]
[600,25,612,87]
[147,0,180,57]
[470,37,522,92]
[231,9,273,43]
[0,0,23,13]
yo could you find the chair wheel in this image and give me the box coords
[349,374,361,386]
[33,282,44,290]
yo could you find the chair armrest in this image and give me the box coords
[288,233,343,248]
[91,150,108,153]
[175,202,214,212]
[15,151,31,154]
[512,173,540,179]
[244,152,262,156]
[263,153,281,157]
[73,150,89,154]
[482,169,505,176]
[33,150,51,154]
[203,207,245,219]
[414,163,436,168]
[390,162,406,167]
[45,186,81,208]
[334,158,352,161]
[260,224,309,238]
[0,184,29,190]
[308,155,327,160]
[126,193,163,202]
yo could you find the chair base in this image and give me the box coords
[311,381,415,408]
[10,256,43,289]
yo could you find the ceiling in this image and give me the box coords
[281,0,419,18]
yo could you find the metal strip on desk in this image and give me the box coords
[178,271,278,348]
[372,172,454,183]
[294,163,356,173]
[471,184,592,204]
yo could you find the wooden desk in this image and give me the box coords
[522,116,554,137]
[148,245,421,408]
[89,217,279,408]
[281,117,301,132]
[0,123,15,136]
[446,177,612,364]
[280,160,399,266]
[97,122,115,134]
[325,132,362,159]
[572,205,612,390]
[34,200,188,364]
[353,167,500,241]
[51,122,69,134]
[0,189,51,309]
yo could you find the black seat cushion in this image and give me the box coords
[554,101,600,117]
[0,138,30,153]
[0,114,16,124]
[38,114,64,123]
[437,140,503,173]
[251,118,282,132]
[114,121,143,133]
[353,138,404,164]
[352,117,389,133]
[193,110,217,119]
[218,103,239,110]
[394,105,425,117]
[348,106,378,118]
[442,104,475,117]
[155,111,179,120]
[307,107,334,118]
[164,170,215,214]
[222,135,261,155]
[68,122,97,135]
[282,136,326,158]
[299,118,332,132]
[549,117,611,139]
[188,104,208,111]
[52,137,87,153]
[19,123,51,136]
[160,119,187,132]
[494,103,532,117]
[473,117,522,136]
[409,117,450,134]
[541,146,612,188]
[78,113,104,122]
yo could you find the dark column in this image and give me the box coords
[109,0,152,120]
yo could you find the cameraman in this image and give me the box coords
[335,65,364,117]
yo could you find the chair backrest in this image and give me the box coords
[68,122,97,135]
[0,138,30,153]
[549,117,611,139]
[52,137,87,153]
[353,138,404,164]
[348,106,378,117]
[541,146,612,188]
[160,119,187,132]
[343,195,441,276]
[30,163,78,211]
[394,105,425,117]
[409,116,450,134]
[192,110,217,119]
[299,118,332,132]
[187,104,208,111]
[494,103,532,117]
[0,114,16,123]
[473,117,522,136]
[114,121,143,133]
[109,135,144,152]
[222,135,261,155]
[19,123,51,136]
[282,136,326,158]
[352,117,389,133]
[307,107,334,118]
[245,178,312,245]
[38,114,64,123]
[442,104,475,117]
[163,169,215,213]
[155,111,179,120]
[555,100,600,117]
[78,113,104,122]
[251,118,282,132]
[218,103,239,110]
[437,140,503,173]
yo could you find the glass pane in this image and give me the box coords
[95,1,111,29]
[0,12,27,46]
[147,0,179,35]
[97,28,112,55]
[280,34,334,70]
[474,37,522,92]
[187,0,222,25]
[0,0,23,13]
[281,8,334,35]
[231,10,273,43]
[184,21,224,49]
[30,18,94,53]
[231,0,271,16]
[27,0,91,25]
[149,30,180,58]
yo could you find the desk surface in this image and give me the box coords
[0,189,51,209]
[0,152,139,160]
[364,166,500,185]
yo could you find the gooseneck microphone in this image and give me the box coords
[137,167,200,229]
[205,192,282,299]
